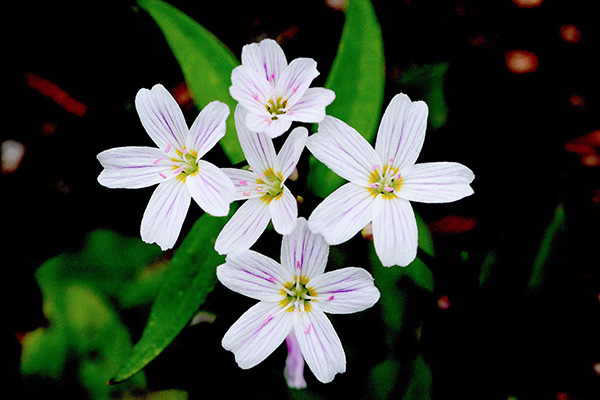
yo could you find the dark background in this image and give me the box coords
[3,0,600,398]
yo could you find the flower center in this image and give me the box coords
[265,97,288,120]
[279,275,316,313]
[257,167,285,203]
[367,164,403,199]
[171,147,199,182]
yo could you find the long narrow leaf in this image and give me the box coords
[110,205,237,383]
[307,0,385,197]
[138,0,243,163]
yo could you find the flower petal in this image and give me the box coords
[254,114,293,139]
[241,38,288,84]
[140,179,191,250]
[284,333,307,389]
[222,168,261,200]
[214,197,271,255]
[187,101,230,159]
[309,267,380,314]
[292,306,346,383]
[372,196,418,267]
[374,93,428,171]
[276,58,319,108]
[186,160,235,217]
[307,116,382,186]
[269,187,298,235]
[274,127,308,181]
[216,250,292,301]
[235,105,277,173]
[222,301,294,370]
[281,218,329,279]
[135,84,187,149]
[230,66,273,115]
[308,183,374,245]
[286,87,335,124]
[400,162,475,203]
[97,146,174,189]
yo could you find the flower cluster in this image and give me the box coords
[97,38,474,385]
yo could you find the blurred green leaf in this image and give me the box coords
[307,0,385,198]
[416,212,435,257]
[368,359,400,400]
[479,204,568,291]
[528,205,566,289]
[138,0,243,163]
[403,355,432,400]
[397,62,449,129]
[21,327,69,379]
[110,204,238,383]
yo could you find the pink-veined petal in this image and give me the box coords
[97,146,175,189]
[286,87,335,124]
[269,187,298,235]
[307,116,382,186]
[214,197,271,255]
[374,93,428,171]
[186,160,235,217]
[284,333,307,389]
[135,84,187,149]
[216,250,292,301]
[372,196,418,267]
[222,301,294,370]
[309,267,380,314]
[140,179,191,251]
[234,105,276,173]
[187,101,230,159]
[399,162,475,203]
[230,65,274,115]
[308,183,374,246]
[281,218,329,279]
[276,58,319,108]
[241,39,288,84]
[274,127,307,181]
[222,168,261,200]
[292,306,346,383]
[259,115,293,139]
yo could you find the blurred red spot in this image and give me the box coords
[512,0,543,8]
[171,82,194,111]
[560,24,582,43]
[568,94,585,108]
[593,362,600,375]
[41,121,58,135]
[25,72,87,117]
[505,50,538,74]
[565,130,600,166]
[437,295,451,310]
[430,215,477,235]
[581,154,600,167]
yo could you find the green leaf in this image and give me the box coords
[110,204,237,383]
[368,359,400,400]
[307,0,385,198]
[528,205,567,289]
[403,355,432,400]
[138,0,243,163]
[397,62,449,129]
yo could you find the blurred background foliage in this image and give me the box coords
[2,0,600,399]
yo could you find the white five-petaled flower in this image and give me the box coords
[229,38,335,138]
[97,84,236,251]
[217,218,380,383]
[215,106,307,255]
[307,93,475,267]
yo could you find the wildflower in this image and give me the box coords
[97,84,235,250]
[307,93,475,267]
[229,38,335,138]
[217,218,380,383]
[215,106,307,254]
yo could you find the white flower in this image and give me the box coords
[97,84,236,250]
[229,38,335,138]
[214,105,307,255]
[307,93,475,267]
[217,218,380,383]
